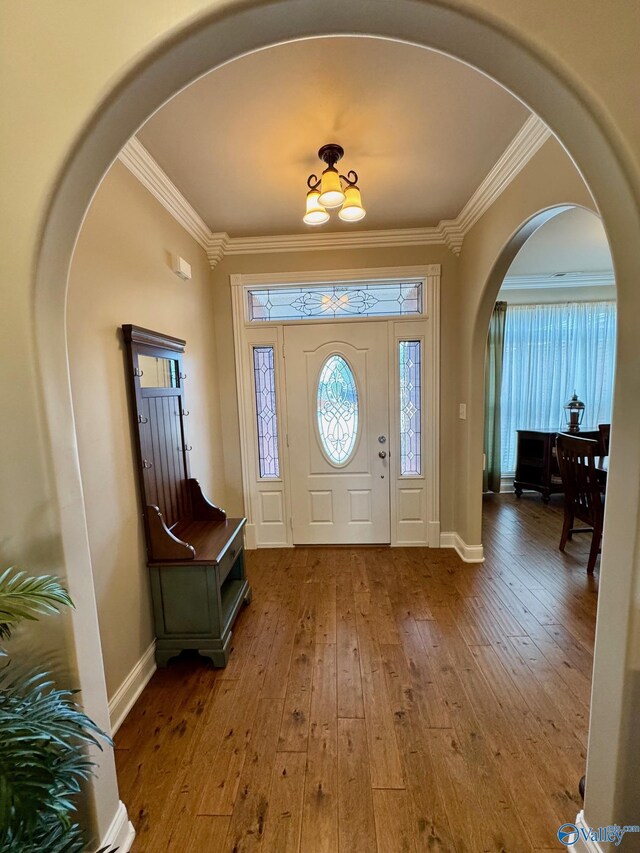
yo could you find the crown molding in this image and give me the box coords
[452,114,551,242]
[118,115,550,268]
[117,137,211,250]
[214,224,452,258]
[501,270,615,290]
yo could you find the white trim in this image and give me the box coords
[117,137,211,249]
[448,114,551,248]
[217,224,455,256]
[96,800,135,853]
[118,116,550,266]
[231,264,440,289]
[232,266,440,548]
[108,641,156,735]
[440,532,485,563]
[500,474,515,493]
[502,271,615,290]
[573,810,605,852]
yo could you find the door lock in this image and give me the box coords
[378,435,387,443]
[378,450,387,459]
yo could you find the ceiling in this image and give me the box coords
[507,208,613,277]
[138,37,529,237]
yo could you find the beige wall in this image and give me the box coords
[211,245,460,531]
[3,0,640,844]
[68,162,225,700]
[454,138,596,544]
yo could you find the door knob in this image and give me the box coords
[378,450,387,459]
[378,435,387,444]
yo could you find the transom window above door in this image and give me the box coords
[246,279,423,322]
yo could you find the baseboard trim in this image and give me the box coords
[440,532,485,563]
[97,800,135,852]
[108,641,156,735]
[572,810,605,852]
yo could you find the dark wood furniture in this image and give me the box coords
[513,428,600,503]
[598,423,611,455]
[122,324,251,667]
[556,434,604,574]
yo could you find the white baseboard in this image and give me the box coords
[440,532,485,563]
[108,641,156,735]
[572,810,604,852]
[500,474,515,494]
[97,800,135,852]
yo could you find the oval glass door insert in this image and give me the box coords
[317,355,359,465]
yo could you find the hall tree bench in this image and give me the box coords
[122,324,251,667]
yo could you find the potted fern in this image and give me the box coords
[0,567,114,852]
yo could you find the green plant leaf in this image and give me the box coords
[0,568,73,629]
[0,667,110,844]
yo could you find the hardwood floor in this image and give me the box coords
[115,493,598,852]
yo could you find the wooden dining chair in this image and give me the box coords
[556,434,604,574]
[598,423,611,455]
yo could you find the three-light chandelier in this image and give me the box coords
[303,144,366,225]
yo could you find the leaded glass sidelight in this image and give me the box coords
[399,341,422,475]
[317,355,359,465]
[252,346,280,478]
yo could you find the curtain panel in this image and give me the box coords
[501,301,616,472]
[483,301,507,492]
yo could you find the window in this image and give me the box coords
[501,301,616,471]
[252,346,280,478]
[399,340,422,475]
[317,355,359,465]
[247,280,423,322]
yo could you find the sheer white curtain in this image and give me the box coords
[501,301,616,472]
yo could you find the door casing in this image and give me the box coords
[231,265,441,549]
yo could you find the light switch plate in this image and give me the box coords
[459,403,467,420]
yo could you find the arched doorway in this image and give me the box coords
[31,1,640,843]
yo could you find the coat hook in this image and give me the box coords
[138,415,148,424]
[184,444,193,452]
[142,459,153,469]
[179,372,187,380]
[181,409,190,416]
[134,367,144,377]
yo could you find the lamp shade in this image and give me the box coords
[303,189,330,225]
[338,184,366,222]
[318,167,345,208]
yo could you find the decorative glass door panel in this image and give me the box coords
[284,322,390,545]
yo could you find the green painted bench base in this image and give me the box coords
[149,539,251,668]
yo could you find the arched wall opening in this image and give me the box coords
[476,203,616,557]
[31,0,640,842]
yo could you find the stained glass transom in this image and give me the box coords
[317,356,359,466]
[252,346,280,478]
[248,280,423,322]
[399,341,422,476]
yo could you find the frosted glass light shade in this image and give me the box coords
[338,184,366,222]
[303,189,330,225]
[318,167,345,208]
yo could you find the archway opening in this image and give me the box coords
[482,204,615,548]
[31,2,640,845]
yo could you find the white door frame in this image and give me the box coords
[231,265,441,548]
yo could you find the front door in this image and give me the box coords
[284,321,390,544]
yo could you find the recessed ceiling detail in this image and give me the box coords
[118,115,550,267]
[137,37,530,237]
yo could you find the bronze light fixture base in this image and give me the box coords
[318,143,345,170]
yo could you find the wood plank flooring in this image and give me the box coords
[115,494,598,852]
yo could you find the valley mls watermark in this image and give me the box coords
[558,822,640,847]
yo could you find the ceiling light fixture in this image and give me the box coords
[303,144,366,226]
